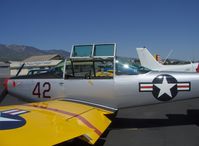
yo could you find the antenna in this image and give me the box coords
[16,63,25,77]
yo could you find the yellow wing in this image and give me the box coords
[0,100,114,146]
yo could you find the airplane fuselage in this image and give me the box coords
[4,44,199,110]
[153,63,199,72]
[6,71,199,110]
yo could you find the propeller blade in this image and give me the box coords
[0,88,8,103]
[0,78,9,103]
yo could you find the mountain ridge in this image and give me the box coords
[0,44,70,61]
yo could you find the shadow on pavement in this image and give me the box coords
[110,109,199,129]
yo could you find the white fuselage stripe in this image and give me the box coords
[140,88,153,91]
[140,84,153,87]
[177,83,190,86]
[177,88,190,90]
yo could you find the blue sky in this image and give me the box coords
[0,0,199,60]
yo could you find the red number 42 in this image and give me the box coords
[32,82,51,98]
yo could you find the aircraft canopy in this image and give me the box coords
[70,44,116,58]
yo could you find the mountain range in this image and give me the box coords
[0,44,70,61]
[0,44,197,64]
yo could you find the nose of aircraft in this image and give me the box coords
[4,79,16,91]
[0,79,17,103]
[3,78,9,90]
[196,63,199,73]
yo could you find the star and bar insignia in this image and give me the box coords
[139,74,191,101]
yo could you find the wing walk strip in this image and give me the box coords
[21,104,102,136]
[2,109,28,115]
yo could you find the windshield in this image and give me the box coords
[116,57,150,75]
[64,59,114,79]
[49,60,64,72]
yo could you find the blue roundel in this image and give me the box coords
[0,113,26,130]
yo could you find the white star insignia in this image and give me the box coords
[154,76,176,98]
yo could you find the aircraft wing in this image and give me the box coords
[0,100,114,146]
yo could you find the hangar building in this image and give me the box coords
[10,54,63,76]
[0,62,10,78]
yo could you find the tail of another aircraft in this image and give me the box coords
[136,48,163,70]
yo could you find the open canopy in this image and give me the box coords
[70,44,116,58]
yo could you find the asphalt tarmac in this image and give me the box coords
[1,78,199,146]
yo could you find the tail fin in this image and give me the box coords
[136,48,163,70]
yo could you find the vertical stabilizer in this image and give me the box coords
[136,48,163,70]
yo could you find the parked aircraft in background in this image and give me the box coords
[136,48,199,72]
[1,44,199,146]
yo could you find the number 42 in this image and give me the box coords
[32,82,51,98]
